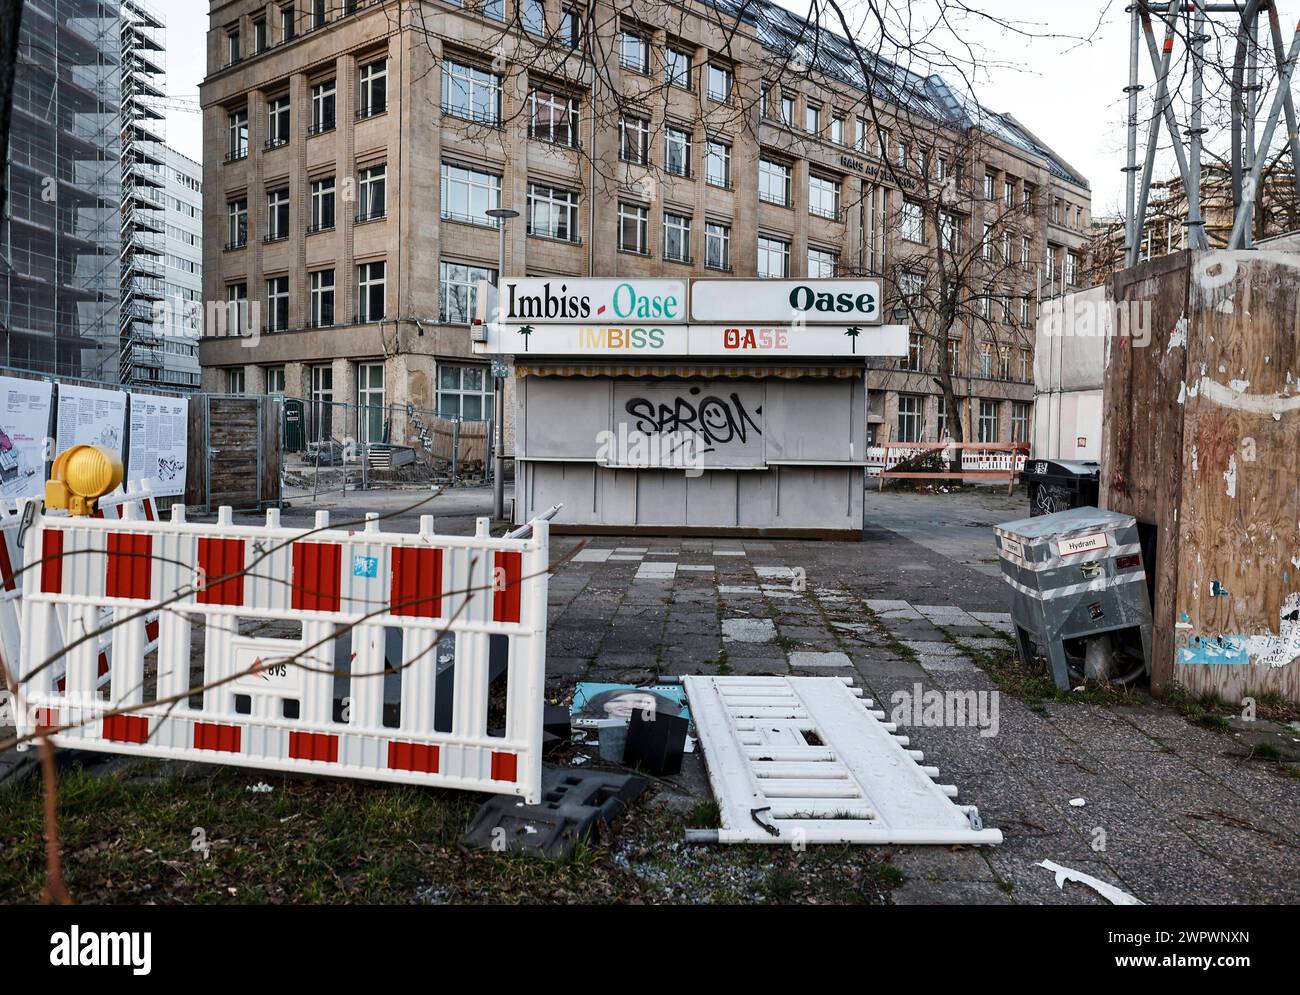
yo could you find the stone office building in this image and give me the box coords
[199,0,1090,447]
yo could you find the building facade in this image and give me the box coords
[198,0,1091,448]
[2,0,124,379]
[151,146,204,390]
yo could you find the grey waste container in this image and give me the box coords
[1021,458,1101,516]
[995,507,1153,689]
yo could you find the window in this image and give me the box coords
[1019,348,1032,381]
[309,269,335,327]
[266,96,290,147]
[759,85,767,118]
[280,4,296,42]
[1020,296,1031,327]
[226,198,247,249]
[901,199,923,242]
[357,164,386,222]
[936,396,951,440]
[758,158,791,206]
[855,117,868,152]
[265,366,285,394]
[984,172,995,200]
[522,0,545,34]
[876,127,890,159]
[529,90,579,148]
[940,212,960,253]
[1001,230,1012,263]
[357,363,385,445]
[438,365,494,420]
[946,338,962,375]
[757,236,789,278]
[618,201,648,254]
[266,276,289,331]
[708,64,732,102]
[227,108,248,160]
[439,260,496,324]
[705,221,730,271]
[808,247,837,278]
[1046,247,1057,282]
[663,211,691,263]
[978,400,1001,443]
[442,60,501,124]
[1004,178,1014,208]
[266,188,290,241]
[665,48,692,89]
[1023,183,1036,211]
[309,175,336,232]
[312,0,327,29]
[665,126,691,177]
[226,367,246,393]
[830,115,845,144]
[483,0,504,21]
[808,174,840,219]
[253,18,267,53]
[900,332,923,372]
[805,102,820,133]
[937,153,948,181]
[1011,401,1031,443]
[981,288,993,321]
[226,284,248,336]
[897,395,923,443]
[357,261,386,322]
[358,58,388,118]
[977,342,993,377]
[563,8,582,47]
[780,93,794,125]
[440,162,501,226]
[981,223,993,261]
[310,79,336,133]
[620,115,649,165]
[705,139,731,187]
[309,364,334,442]
[1065,251,1079,285]
[619,32,649,73]
[226,27,241,65]
[896,139,909,168]
[527,183,579,242]
[1021,235,1031,270]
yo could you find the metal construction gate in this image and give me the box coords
[11,504,552,803]
[682,676,1002,845]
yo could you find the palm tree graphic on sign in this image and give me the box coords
[845,326,862,353]
[519,324,534,351]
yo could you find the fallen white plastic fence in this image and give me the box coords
[12,504,551,803]
[682,675,1003,845]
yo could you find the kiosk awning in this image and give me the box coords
[513,362,865,379]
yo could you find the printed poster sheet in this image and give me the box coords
[127,394,188,497]
[0,375,53,500]
[56,383,127,455]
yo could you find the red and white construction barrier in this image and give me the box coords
[0,482,161,697]
[11,504,551,803]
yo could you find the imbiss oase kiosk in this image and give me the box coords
[474,278,906,539]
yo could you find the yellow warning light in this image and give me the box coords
[44,445,124,517]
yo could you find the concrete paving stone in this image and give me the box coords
[722,656,789,675]
[889,846,998,883]
[634,562,677,581]
[1107,857,1266,905]
[571,548,613,563]
[900,639,963,657]
[970,611,1013,625]
[676,564,715,572]
[865,599,923,619]
[754,565,795,578]
[718,584,762,595]
[924,667,1001,693]
[878,620,948,641]
[915,604,981,626]
[776,624,836,642]
[644,549,679,556]
[915,654,978,673]
[712,550,746,557]
[787,651,852,669]
[891,879,1014,905]
[722,617,775,643]
[990,855,1126,906]
[544,656,591,676]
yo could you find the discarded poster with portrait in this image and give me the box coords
[56,383,127,454]
[570,682,691,729]
[127,393,189,497]
[0,376,52,500]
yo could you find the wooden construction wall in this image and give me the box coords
[1103,250,1300,702]
[184,396,282,512]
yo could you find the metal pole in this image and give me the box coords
[1228,22,1300,247]
[492,216,506,520]
[1133,1,1183,268]
[1265,3,1300,213]
[1190,0,1206,247]
[1245,9,1259,246]
[1124,3,1144,267]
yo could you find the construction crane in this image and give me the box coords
[150,95,201,113]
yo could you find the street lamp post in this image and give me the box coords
[485,207,519,522]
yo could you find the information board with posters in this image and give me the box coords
[56,384,127,454]
[126,393,189,497]
[0,375,53,500]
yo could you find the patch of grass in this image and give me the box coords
[687,800,720,828]
[1159,683,1232,730]
[0,758,905,905]
[959,641,1132,713]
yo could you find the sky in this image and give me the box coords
[162,0,1298,217]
